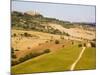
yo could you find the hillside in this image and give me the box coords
[12,11,95,41]
[11,11,96,74]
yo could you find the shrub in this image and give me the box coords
[44,49,50,53]
[12,54,17,59]
[19,57,25,63]
[11,60,19,66]
[20,33,23,36]
[11,47,14,53]
[18,52,43,63]
[55,40,60,44]
[72,41,74,45]
[15,49,19,51]
[45,41,48,43]
[83,43,86,47]
[91,42,96,47]
[66,33,70,36]
[24,32,28,37]
[38,43,42,46]
[27,47,31,49]
[50,39,53,42]
[13,33,16,37]
[78,44,82,47]
[18,50,50,64]
[92,39,96,41]
[23,32,31,37]
[62,45,65,47]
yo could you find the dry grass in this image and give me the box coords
[11,29,71,60]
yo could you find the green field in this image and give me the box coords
[75,47,96,70]
[12,44,82,74]
[11,43,96,74]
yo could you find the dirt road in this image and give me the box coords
[70,47,86,71]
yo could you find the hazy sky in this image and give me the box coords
[12,1,96,23]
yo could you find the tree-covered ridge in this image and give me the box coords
[11,11,74,35]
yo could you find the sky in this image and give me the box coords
[12,1,96,23]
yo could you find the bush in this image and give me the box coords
[45,41,48,43]
[18,50,51,64]
[78,44,82,47]
[44,49,50,53]
[23,32,32,37]
[92,39,96,41]
[66,33,70,36]
[50,39,53,42]
[19,57,25,63]
[19,53,34,63]
[19,52,44,63]
[11,47,14,53]
[12,54,17,59]
[38,43,42,46]
[55,40,60,44]
[62,45,65,47]
[15,49,19,51]
[27,47,31,49]
[72,41,74,45]
[91,42,96,47]
[11,60,19,66]
[13,33,16,37]
[20,33,23,36]
[24,32,28,37]
[83,43,86,47]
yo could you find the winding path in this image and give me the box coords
[70,47,86,71]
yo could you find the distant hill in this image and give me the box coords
[11,11,74,35]
[11,11,95,35]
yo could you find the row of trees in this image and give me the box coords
[11,49,51,66]
[78,42,96,48]
[12,32,33,38]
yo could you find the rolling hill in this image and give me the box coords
[11,11,96,74]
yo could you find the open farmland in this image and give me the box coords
[11,10,96,74]
[11,29,73,61]
[12,44,82,74]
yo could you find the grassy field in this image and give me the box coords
[11,29,73,61]
[11,29,96,74]
[75,47,96,70]
[11,44,82,74]
[11,10,96,74]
